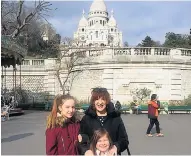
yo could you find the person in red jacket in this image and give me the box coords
[46,94,80,155]
[146,94,164,137]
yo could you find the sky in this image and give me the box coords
[42,1,191,46]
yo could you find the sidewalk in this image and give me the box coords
[1,111,191,155]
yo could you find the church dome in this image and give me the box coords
[108,10,117,27]
[89,0,107,12]
[78,10,88,27]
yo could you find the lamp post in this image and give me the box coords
[189,28,191,45]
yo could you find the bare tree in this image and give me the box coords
[54,37,87,94]
[54,37,108,94]
[1,1,17,35]
[1,0,55,38]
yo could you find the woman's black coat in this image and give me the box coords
[79,102,129,155]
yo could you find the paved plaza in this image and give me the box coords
[1,110,191,155]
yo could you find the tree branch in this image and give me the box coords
[16,0,24,27]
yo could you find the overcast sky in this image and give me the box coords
[40,1,191,46]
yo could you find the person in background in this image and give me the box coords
[146,94,164,137]
[130,99,140,114]
[85,128,115,156]
[46,94,80,155]
[79,87,129,155]
[111,100,122,111]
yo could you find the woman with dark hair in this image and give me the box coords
[146,94,164,137]
[85,128,114,156]
[79,87,129,155]
[46,94,80,155]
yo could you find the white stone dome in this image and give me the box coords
[79,16,88,27]
[108,10,117,27]
[108,16,117,27]
[78,10,88,27]
[89,0,107,12]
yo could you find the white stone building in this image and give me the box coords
[74,0,123,47]
[1,0,191,105]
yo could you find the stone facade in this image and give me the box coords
[2,47,191,104]
[70,51,191,103]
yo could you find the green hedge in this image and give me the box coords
[17,104,31,110]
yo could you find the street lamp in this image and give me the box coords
[189,28,191,45]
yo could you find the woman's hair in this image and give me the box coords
[151,94,157,101]
[46,94,77,129]
[90,87,111,108]
[90,128,112,155]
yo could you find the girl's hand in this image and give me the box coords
[108,145,117,155]
[78,134,82,142]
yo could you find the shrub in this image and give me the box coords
[184,94,191,106]
[130,87,151,105]
[169,100,184,106]
[77,99,89,105]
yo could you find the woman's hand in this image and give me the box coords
[78,134,82,142]
[108,145,117,155]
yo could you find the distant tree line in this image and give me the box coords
[124,30,191,49]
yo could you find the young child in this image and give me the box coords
[46,94,80,155]
[85,128,116,156]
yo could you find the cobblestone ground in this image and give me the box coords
[1,110,191,155]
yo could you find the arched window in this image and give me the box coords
[101,32,104,40]
[111,28,113,32]
[82,28,84,32]
[90,32,93,40]
[96,31,98,38]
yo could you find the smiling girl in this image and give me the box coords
[46,94,80,155]
[85,128,114,156]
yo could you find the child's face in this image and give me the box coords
[59,99,75,119]
[96,135,110,152]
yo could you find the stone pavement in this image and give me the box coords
[1,110,191,155]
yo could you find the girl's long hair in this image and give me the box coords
[46,94,77,129]
[90,128,112,155]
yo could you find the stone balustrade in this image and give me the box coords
[4,47,190,70]
[72,47,191,57]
